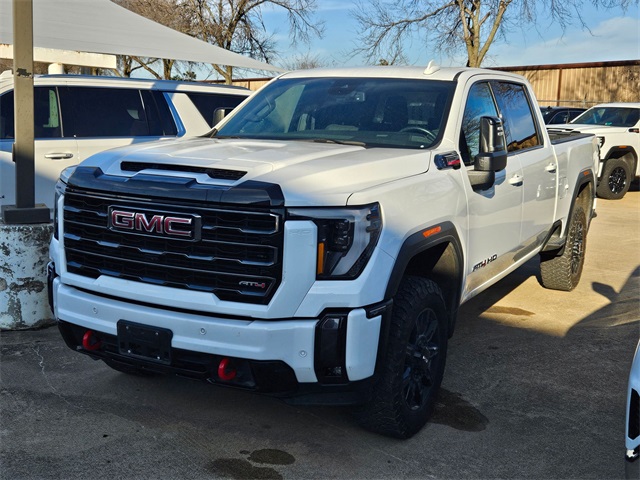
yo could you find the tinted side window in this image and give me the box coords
[491,82,540,152]
[460,82,499,166]
[141,90,177,136]
[0,91,14,139]
[34,87,62,138]
[567,110,583,122]
[66,87,150,137]
[548,112,569,124]
[185,92,246,127]
[1,87,62,139]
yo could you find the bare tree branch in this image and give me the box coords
[352,0,634,68]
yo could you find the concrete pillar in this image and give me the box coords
[0,220,54,329]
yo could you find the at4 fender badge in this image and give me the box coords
[239,280,267,290]
[473,254,498,272]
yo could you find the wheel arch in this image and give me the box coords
[542,168,595,254]
[603,146,638,177]
[385,221,463,337]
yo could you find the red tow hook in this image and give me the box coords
[217,357,237,381]
[82,330,102,351]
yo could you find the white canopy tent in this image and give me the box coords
[1,0,283,225]
[0,0,284,73]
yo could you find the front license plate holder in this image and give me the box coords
[117,320,172,365]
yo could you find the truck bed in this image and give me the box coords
[547,128,593,145]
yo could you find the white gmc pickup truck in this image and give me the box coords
[49,66,599,438]
[550,103,640,200]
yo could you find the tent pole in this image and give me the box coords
[1,0,50,224]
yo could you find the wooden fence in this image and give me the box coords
[494,60,640,107]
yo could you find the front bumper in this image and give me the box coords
[50,276,386,405]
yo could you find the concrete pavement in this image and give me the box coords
[1,187,639,479]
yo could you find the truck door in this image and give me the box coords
[491,81,556,252]
[459,81,524,297]
[0,86,78,211]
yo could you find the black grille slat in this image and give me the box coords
[65,249,276,296]
[63,188,283,304]
[64,234,277,267]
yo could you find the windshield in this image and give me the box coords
[572,106,640,127]
[215,77,455,149]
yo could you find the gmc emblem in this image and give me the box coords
[108,207,201,241]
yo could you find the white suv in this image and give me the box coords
[566,103,640,199]
[0,74,250,213]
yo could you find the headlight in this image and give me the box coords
[53,166,76,240]
[288,203,382,280]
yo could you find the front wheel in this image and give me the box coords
[540,205,587,291]
[597,158,632,200]
[355,276,448,438]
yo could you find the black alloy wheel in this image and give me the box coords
[403,307,442,411]
[608,165,628,195]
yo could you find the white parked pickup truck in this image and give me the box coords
[551,102,640,200]
[49,65,599,438]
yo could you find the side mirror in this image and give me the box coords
[469,116,508,190]
[213,107,234,126]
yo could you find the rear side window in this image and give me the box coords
[141,90,177,136]
[62,87,175,138]
[1,87,62,139]
[185,92,246,127]
[491,82,540,152]
[0,91,14,139]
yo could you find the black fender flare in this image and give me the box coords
[384,221,464,335]
[542,167,595,254]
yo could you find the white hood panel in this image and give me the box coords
[84,138,431,206]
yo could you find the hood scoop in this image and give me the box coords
[120,161,247,181]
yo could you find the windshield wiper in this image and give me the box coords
[311,138,367,147]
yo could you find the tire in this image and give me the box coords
[104,359,157,377]
[540,205,587,291]
[597,158,632,200]
[355,276,448,438]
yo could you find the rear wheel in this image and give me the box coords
[355,276,448,438]
[597,157,631,200]
[540,205,587,291]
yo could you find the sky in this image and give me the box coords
[258,0,640,71]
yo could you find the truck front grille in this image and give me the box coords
[62,188,283,304]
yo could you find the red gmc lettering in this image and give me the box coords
[164,217,192,237]
[111,210,135,229]
[110,210,193,238]
[135,213,164,233]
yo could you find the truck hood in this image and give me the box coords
[81,137,432,206]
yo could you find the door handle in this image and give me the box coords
[545,163,557,173]
[44,153,74,160]
[509,174,524,186]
